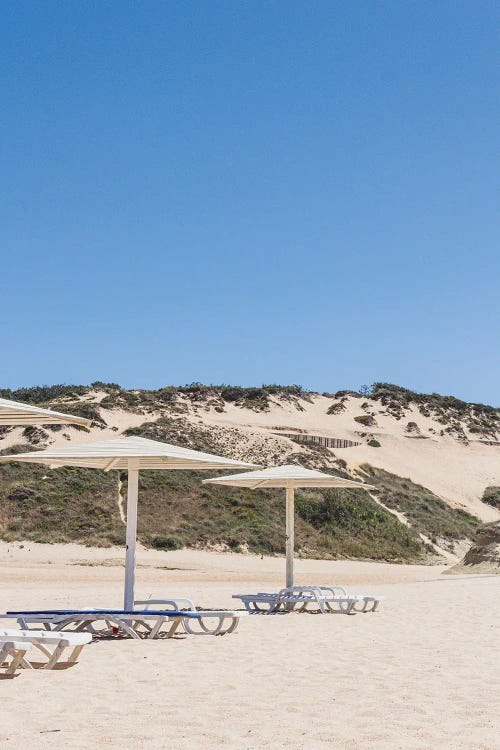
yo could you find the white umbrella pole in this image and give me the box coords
[124,463,139,610]
[285,486,295,588]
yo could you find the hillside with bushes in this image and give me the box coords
[0,382,498,563]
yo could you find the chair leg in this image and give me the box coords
[68,645,84,663]
[147,619,163,639]
[7,648,29,674]
[0,644,31,674]
[44,641,66,669]
[33,643,53,659]
[0,643,11,671]
[165,617,184,637]
[183,615,224,636]
[222,617,239,635]
[20,655,34,669]
[111,618,141,639]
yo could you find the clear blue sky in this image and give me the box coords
[1,2,498,404]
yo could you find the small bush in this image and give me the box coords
[481,487,500,509]
[22,426,49,445]
[327,401,346,415]
[368,439,381,447]
[149,535,183,551]
[354,414,376,427]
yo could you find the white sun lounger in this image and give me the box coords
[0,629,91,669]
[5,609,202,640]
[232,585,383,614]
[135,598,248,635]
[232,586,363,614]
[0,638,33,674]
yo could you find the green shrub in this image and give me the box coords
[481,486,500,509]
[0,384,89,403]
[149,535,183,551]
[296,488,424,561]
[354,414,376,427]
[61,402,107,426]
[327,401,346,415]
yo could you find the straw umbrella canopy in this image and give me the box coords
[0,397,91,427]
[204,465,375,588]
[0,436,256,607]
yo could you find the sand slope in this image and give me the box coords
[203,395,500,522]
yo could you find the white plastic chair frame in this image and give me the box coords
[232,585,383,614]
[0,629,91,669]
[11,613,188,640]
[0,639,32,674]
[135,598,245,636]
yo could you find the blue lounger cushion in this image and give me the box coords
[7,609,201,618]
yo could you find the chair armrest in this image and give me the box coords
[319,585,348,597]
[135,598,196,612]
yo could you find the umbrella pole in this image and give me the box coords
[285,487,294,588]
[124,464,139,610]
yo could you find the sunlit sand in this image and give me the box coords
[1,543,498,749]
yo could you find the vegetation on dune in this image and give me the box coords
[22,426,49,445]
[125,416,257,458]
[0,456,123,546]
[0,453,480,561]
[0,460,426,561]
[368,383,498,436]
[2,381,497,437]
[0,382,311,416]
[361,465,481,549]
[354,414,376,427]
[135,470,287,555]
[0,380,495,561]
[0,437,426,561]
[326,400,346,415]
[481,486,500,510]
[125,416,352,477]
[295,488,424,560]
[56,401,106,428]
[0,384,91,404]
[138,475,425,561]
[120,383,307,413]
[327,383,498,439]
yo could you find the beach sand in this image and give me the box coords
[1,543,499,749]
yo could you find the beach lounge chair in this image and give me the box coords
[232,585,383,614]
[135,598,248,635]
[0,638,32,674]
[0,629,91,669]
[5,609,202,640]
[232,586,362,614]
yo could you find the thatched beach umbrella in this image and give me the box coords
[204,465,374,588]
[0,397,91,427]
[0,436,256,607]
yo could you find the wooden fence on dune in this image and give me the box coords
[274,432,360,449]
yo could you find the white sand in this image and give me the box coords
[1,543,499,750]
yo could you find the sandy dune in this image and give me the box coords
[1,543,499,750]
[204,396,500,522]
